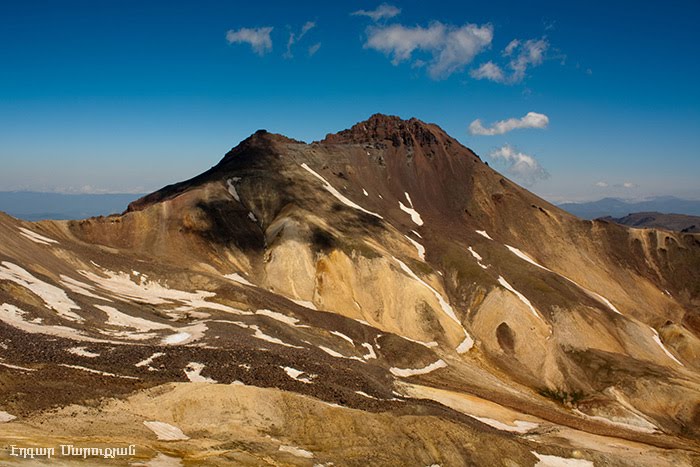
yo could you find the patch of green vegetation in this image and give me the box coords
[311,226,380,259]
[348,241,382,260]
[530,280,555,295]
[440,244,488,281]
[539,388,585,406]
[336,237,382,260]
[311,227,336,252]
[407,257,433,276]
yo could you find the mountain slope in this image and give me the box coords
[1,114,699,466]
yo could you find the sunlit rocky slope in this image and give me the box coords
[1,115,699,466]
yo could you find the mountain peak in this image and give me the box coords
[235,128,303,149]
[321,113,449,148]
[215,128,304,167]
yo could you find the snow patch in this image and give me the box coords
[330,330,354,345]
[256,309,300,326]
[282,366,315,383]
[248,212,258,222]
[278,445,314,459]
[162,332,191,345]
[390,359,447,377]
[475,230,492,240]
[81,268,240,314]
[456,330,474,354]
[606,387,660,432]
[404,235,426,260]
[96,304,172,332]
[0,302,103,342]
[363,188,369,196]
[0,411,17,423]
[60,275,111,301]
[401,335,439,348]
[505,245,624,315]
[467,247,488,269]
[399,201,424,226]
[394,258,458,323]
[573,408,657,433]
[224,273,254,286]
[290,299,317,310]
[250,325,303,348]
[531,452,593,467]
[497,276,542,320]
[650,328,683,366]
[591,293,622,315]
[0,262,82,321]
[59,364,139,380]
[467,247,483,262]
[473,416,538,433]
[355,390,379,400]
[67,347,100,358]
[505,245,547,270]
[226,178,241,202]
[143,421,189,441]
[136,352,165,368]
[19,227,59,245]
[318,345,364,362]
[301,163,383,219]
[184,362,217,383]
[96,306,208,344]
[0,361,36,372]
[361,342,377,359]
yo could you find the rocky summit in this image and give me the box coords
[1,114,699,466]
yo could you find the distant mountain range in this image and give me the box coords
[0,191,145,221]
[558,196,700,219]
[600,212,700,233]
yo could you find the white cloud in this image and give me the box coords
[308,42,321,56]
[284,21,316,58]
[469,111,549,136]
[301,21,315,36]
[489,144,549,185]
[597,181,638,189]
[471,37,549,84]
[352,3,401,21]
[226,27,273,56]
[503,39,519,56]
[470,61,505,82]
[364,21,493,79]
[510,38,548,82]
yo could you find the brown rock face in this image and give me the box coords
[322,113,447,148]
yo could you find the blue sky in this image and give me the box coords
[1,0,698,202]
